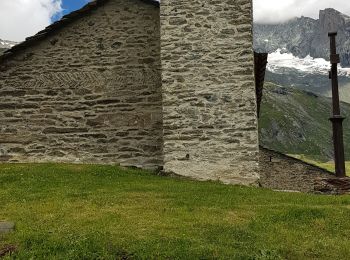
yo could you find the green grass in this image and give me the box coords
[316,162,350,174]
[290,155,350,175]
[2,164,350,259]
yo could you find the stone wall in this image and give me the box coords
[160,0,259,184]
[259,147,335,193]
[0,0,163,169]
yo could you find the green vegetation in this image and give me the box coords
[259,82,350,162]
[291,154,350,175]
[2,164,350,259]
[265,70,350,104]
[316,162,350,173]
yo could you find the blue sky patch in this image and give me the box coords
[52,0,89,22]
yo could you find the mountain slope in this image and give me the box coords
[254,8,350,67]
[265,69,350,103]
[259,82,350,161]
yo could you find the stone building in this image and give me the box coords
[0,0,339,191]
[0,0,258,185]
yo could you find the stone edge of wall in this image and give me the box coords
[260,145,334,175]
[259,146,350,194]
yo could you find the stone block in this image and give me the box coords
[0,221,15,234]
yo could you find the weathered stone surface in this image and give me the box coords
[0,221,15,234]
[314,177,350,195]
[0,0,163,169]
[0,0,263,185]
[160,0,259,185]
[259,147,338,193]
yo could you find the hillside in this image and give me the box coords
[259,82,350,161]
[2,163,350,259]
[265,70,350,104]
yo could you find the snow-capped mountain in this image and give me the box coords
[254,8,350,68]
[264,49,350,103]
[268,49,350,77]
[254,8,350,103]
[0,39,17,53]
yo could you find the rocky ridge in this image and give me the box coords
[254,8,350,67]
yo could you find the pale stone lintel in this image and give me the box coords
[164,160,259,186]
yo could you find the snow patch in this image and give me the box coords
[267,49,350,77]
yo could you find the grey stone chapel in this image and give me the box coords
[0,0,339,191]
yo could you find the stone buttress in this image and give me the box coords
[160,0,260,184]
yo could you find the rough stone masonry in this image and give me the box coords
[0,0,163,169]
[160,0,259,184]
[0,0,259,185]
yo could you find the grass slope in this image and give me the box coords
[259,82,350,161]
[2,164,350,259]
[291,154,350,174]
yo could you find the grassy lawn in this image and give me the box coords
[1,164,350,259]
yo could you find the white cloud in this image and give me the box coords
[1,0,349,41]
[0,0,62,42]
[254,0,350,23]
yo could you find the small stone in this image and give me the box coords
[0,222,15,234]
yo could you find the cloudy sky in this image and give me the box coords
[0,0,88,41]
[254,0,350,23]
[0,0,349,41]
